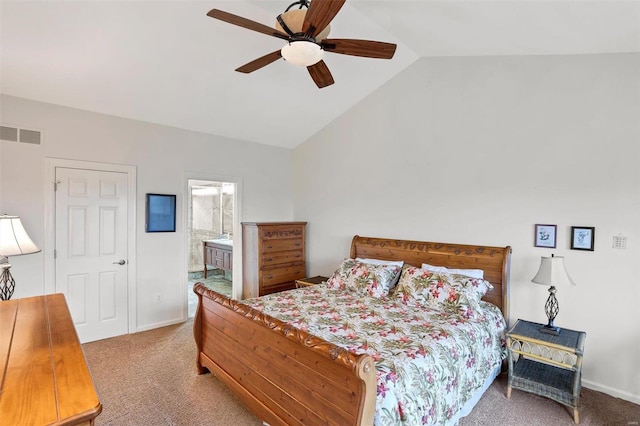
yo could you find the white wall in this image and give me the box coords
[292,54,640,403]
[0,94,294,330]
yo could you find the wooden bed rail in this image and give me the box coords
[193,283,377,426]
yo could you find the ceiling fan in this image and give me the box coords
[207,0,397,89]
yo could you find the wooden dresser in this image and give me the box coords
[0,294,102,425]
[242,222,306,298]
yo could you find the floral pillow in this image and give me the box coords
[392,265,493,317]
[326,258,402,298]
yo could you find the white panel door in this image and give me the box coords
[55,167,129,343]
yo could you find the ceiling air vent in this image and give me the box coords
[0,125,43,145]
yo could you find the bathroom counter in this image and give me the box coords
[203,239,233,277]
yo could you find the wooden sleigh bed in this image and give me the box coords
[193,235,512,426]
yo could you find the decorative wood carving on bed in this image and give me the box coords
[193,235,512,426]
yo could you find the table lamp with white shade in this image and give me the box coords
[531,254,576,335]
[0,215,41,300]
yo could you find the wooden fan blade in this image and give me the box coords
[322,38,397,59]
[307,60,334,88]
[302,0,346,38]
[235,50,282,73]
[207,9,289,40]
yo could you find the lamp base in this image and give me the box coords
[540,285,561,335]
[539,324,561,335]
[1,264,16,301]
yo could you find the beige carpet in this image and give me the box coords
[83,320,640,426]
[83,319,262,426]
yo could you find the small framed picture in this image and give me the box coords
[535,224,557,248]
[145,193,176,232]
[571,226,595,251]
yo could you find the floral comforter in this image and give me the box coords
[242,284,507,426]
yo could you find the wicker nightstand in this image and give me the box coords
[295,275,328,289]
[506,319,586,424]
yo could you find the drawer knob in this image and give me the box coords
[265,258,273,262]
[266,245,273,249]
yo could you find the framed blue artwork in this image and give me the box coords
[145,193,176,232]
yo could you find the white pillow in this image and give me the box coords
[356,258,404,267]
[421,263,484,279]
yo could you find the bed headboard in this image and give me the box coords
[350,235,512,320]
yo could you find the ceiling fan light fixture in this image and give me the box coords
[276,9,331,41]
[281,41,324,67]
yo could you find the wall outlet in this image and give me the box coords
[156,294,163,303]
[613,235,627,249]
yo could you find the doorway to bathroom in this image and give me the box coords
[187,179,235,318]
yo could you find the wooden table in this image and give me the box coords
[0,294,102,425]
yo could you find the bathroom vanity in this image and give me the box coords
[203,239,233,278]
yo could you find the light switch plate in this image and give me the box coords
[613,235,627,249]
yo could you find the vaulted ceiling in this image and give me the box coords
[1,1,638,148]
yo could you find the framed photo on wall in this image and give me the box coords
[145,193,176,232]
[534,224,557,248]
[571,226,595,251]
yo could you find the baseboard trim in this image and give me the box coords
[583,379,640,405]
[136,317,186,333]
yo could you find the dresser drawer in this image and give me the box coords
[262,265,306,287]
[262,238,304,253]
[261,249,304,266]
[260,225,305,241]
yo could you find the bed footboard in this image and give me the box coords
[193,283,377,426]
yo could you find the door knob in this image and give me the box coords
[113,259,126,265]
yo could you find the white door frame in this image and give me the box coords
[44,158,137,334]
[183,172,243,317]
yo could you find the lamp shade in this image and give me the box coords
[0,215,40,257]
[531,255,575,287]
